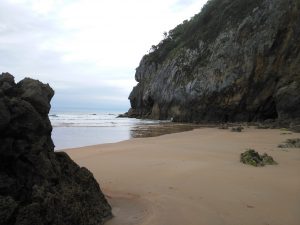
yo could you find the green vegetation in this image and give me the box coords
[240,149,277,167]
[278,138,300,148]
[146,0,262,63]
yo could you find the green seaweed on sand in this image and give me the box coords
[278,138,300,148]
[240,149,277,167]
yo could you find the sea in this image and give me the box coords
[49,111,164,150]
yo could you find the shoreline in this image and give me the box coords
[53,122,201,150]
[66,127,300,225]
[55,120,294,151]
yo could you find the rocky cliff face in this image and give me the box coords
[0,73,111,225]
[128,0,300,123]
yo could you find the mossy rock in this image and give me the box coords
[278,138,300,148]
[240,149,277,167]
[261,153,278,165]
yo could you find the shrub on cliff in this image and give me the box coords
[146,0,262,63]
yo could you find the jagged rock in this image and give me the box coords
[240,149,277,167]
[127,0,300,123]
[117,112,128,118]
[0,73,112,225]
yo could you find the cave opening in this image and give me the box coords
[258,97,278,121]
[145,96,154,109]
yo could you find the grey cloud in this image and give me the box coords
[0,0,132,111]
[0,1,59,39]
[174,0,198,8]
[0,0,65,80]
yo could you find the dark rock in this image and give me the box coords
[0,196,18,224]
[0,73,15,94]
[255,119,281,129]
[0,100,11,131]
[117,112,128,118]
[289,121,300,133]
[17,78,54,114]
[290,125,300,133]
[240,149,277,167]
[0,73,112,225]
[127,0,300,123]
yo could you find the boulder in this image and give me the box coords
[0,73,112,225]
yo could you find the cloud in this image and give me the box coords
[175,0,199,7]
[0,0,207,112]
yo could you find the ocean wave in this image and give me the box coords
[49,112,165,128]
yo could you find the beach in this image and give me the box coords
[66,127,300,225]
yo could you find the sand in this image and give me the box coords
[66,127,300,225]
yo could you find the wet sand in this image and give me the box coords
[130,122,202,138]
[66,127,300,225]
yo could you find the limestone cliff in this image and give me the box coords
[0,73,112,225]
[128,0,300,123]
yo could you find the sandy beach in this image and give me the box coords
[66,127,300,225]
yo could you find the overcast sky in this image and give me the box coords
[0,0,207,112]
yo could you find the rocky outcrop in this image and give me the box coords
[0,73,112,225]
[127,0,300,123]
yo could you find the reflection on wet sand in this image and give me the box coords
[130,122,203,138]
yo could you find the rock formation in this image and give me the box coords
[127,0,300,123]
[0,73,112,225]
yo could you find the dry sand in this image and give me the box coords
[66,127,300,225]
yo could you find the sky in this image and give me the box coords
[0,0,208,112]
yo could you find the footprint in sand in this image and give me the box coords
[105,192,152,225]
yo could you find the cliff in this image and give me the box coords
[0,73,112,225]
[127,0,300,123]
